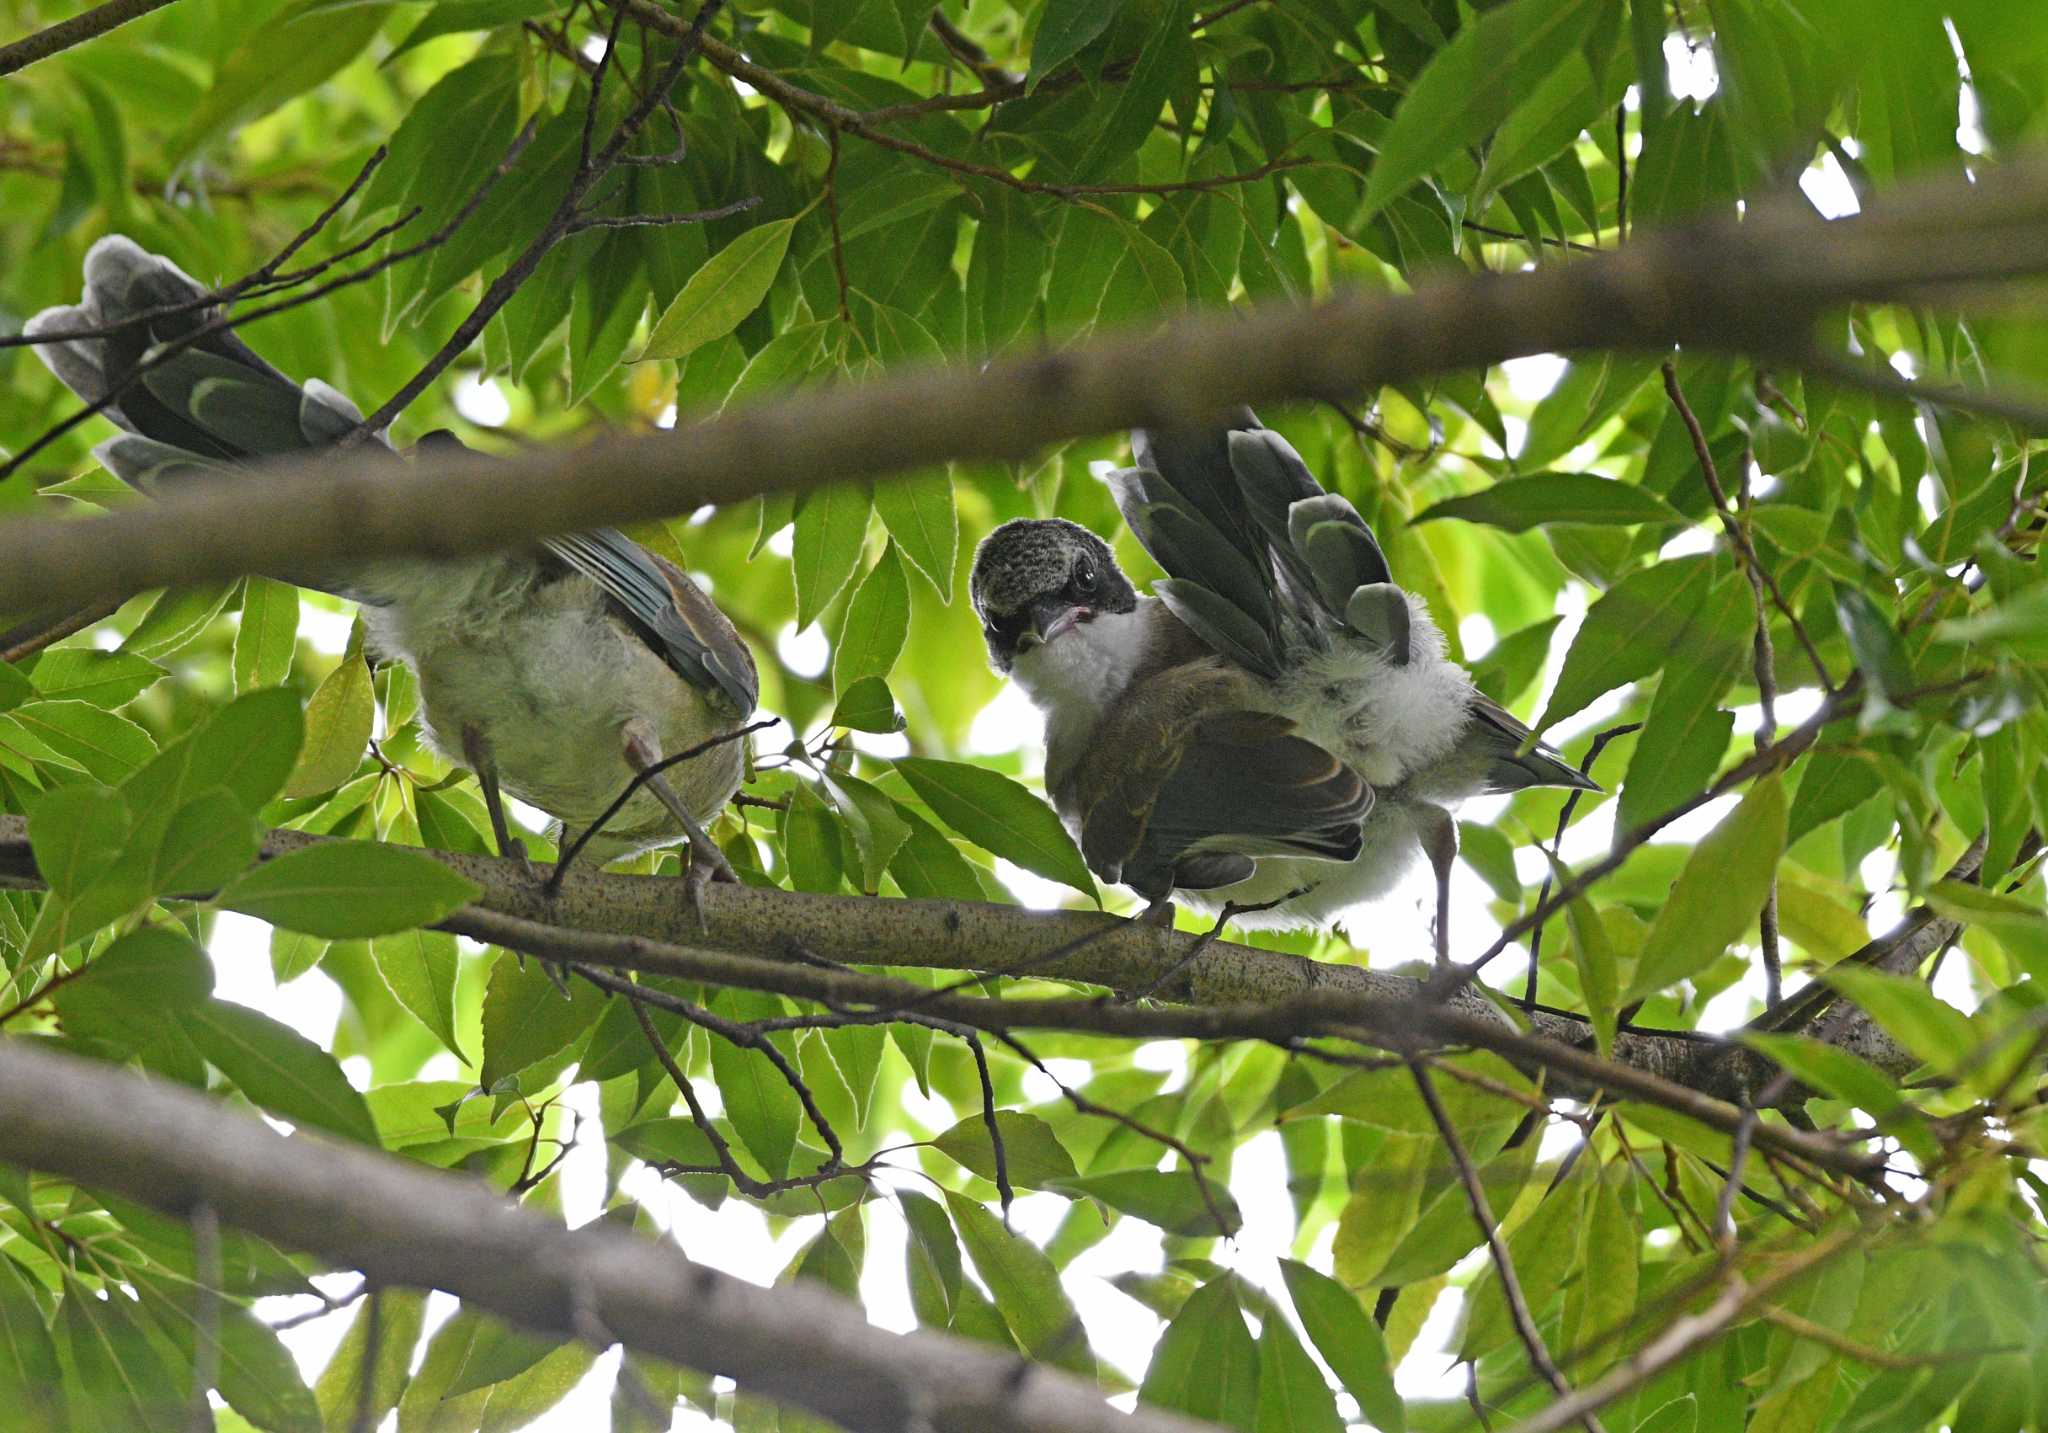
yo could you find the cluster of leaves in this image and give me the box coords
[3,0,2048,1429]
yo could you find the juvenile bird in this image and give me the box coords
[970,413,1593,941]
[28,235,758,895]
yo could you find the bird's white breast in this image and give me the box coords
[361,556,742,851]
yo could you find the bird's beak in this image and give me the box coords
[1017,598,1087,652]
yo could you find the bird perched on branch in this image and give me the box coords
[970,413,1593,943]
[28,235,758,896]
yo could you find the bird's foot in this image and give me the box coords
[1135,898,1178,930]
[681,836,740,934]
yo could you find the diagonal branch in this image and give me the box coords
[0,1038,1225,1433]
[0,0,178,76]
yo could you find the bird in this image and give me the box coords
[26,235,759,898]
[968,412,1595,947]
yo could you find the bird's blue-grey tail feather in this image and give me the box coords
[24,235,378,491]
[1117,417,1413,667]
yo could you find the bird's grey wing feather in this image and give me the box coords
[543,531,759,717]
[1463,694,1600,793]
[1069,668,1370,898]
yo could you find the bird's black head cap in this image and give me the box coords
[970,519,1137,672]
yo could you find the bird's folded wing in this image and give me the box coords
[1069,667,1371,897]
[1462,693,1599,793]
[542,531,759,717]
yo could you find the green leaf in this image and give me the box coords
[372,928,466,1060]
[834,545,910,692]
[478,950,605,1089]
[1027,0,1124,88]
[1255,1314,1344,1433]
[1539,555,1718,729]
[313,1289,428,1433]
[1052,1169,1242,1238]
[708,990,801,1179]
[934,1110,1079,1188]
[832,676,906,734]
[1075,0,1194,178]
[179,998,378,1143]
[0,1258,61,1433]
[1820,966,1978,1078]
[944,1189,1092,1372]
[820,769,911,892]
[1740,1032,1936,1164]
[284,625,372,798]
[1279,1259,1404,1433]
[1617,572,1749,831]
[895,757,1095,898]
[1469,615,1561,708]
[898,1189,963,1326]
[234,577,299,693]
[28,649,164,708]
[886,803,986,901]
[443,1320,561,1399]
[153,787,263,894]
[792,481,873,631]
[220,841,481,939]
[174,0,391,160]
[121,583,236,660]
[61,1275,187,1430]
[12,700,155,782]
[1567,1167,1639,1374]
[1415,474,1682,531]
[1562,877,1622,1056]
[0,660,29,714]
[387,0,558,65]
[1362,0,1615,221]
[215,1304,321,1433]
[874,471,958,601]
[1787,747,1883,843]
[1836,585,1912,707]
[1925,880,2048,982]
[1474,43,1630,200]
[1625,774,1787,1002]
[1138,1276,1258,1432]
[641,218,798,362]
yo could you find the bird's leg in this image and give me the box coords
[463,724,568,995]
[461,724,543,886]
[1414,803,1458,968]
[621,720,737,931]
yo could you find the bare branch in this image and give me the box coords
[0,0,179,77]
[0,1039,1224,1433]
[12,152,2048,642]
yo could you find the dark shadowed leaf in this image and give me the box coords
[179,998,378,1143]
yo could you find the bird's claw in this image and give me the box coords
[681,839,739,933]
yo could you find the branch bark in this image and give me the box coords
[0,1039,1221,1433]
[0,818,1888,1178]
[0,0,178,77]
[8,156,2048,617]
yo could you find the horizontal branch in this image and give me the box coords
[8,156,2048,619]
[0,1039,1219,1433]
[0,819,1883,1177]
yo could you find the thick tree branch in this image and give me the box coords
[0,1039,1222,1433]
[8,157,2048,616]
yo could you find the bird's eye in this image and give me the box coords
[1073,561,1097,593]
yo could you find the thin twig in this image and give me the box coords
[0,0,179,77]
[1409,1060,1606,1433]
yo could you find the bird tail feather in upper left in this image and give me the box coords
[24,235,385,492]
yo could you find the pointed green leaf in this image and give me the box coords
[180,998,377,1143]
[1626,775,1786,1002]
[641,218,798,362]
[895,757,1095,898]
[220,841,480,938]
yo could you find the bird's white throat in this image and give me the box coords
[1010,603,1153,765]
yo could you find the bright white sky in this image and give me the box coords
[207,37,1990,1429]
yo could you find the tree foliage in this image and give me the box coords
[3,0,2048,1429]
